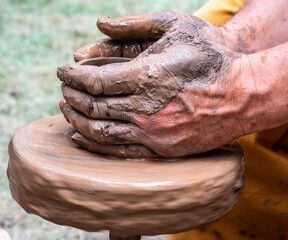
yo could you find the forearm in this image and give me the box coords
[238,42,288,134]
[222,0,288,53]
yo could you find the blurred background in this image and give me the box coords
[0,0,208,239]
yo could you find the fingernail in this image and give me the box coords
[74,52,85,62]
[97,17,111,27]
[57,64,78,83]
[59,99,71,123]
[59,98,66,111]
[57,66,64,80]
[71,132,82,142]
[57,65,70,81]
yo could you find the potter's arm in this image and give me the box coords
[222,0,288,53]
[237,42,288,135]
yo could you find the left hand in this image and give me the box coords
[73,11,236,61]
[58,37,252,158]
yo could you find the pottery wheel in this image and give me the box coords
[8,115,244,238]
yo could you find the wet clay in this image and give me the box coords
[8,115,244,238]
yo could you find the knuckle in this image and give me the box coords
[164,10,178,17]
[163,10,180,23]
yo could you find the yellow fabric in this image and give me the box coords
[194,0,246,26]
[169,0,288,239]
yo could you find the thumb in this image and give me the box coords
[97,11,178,41]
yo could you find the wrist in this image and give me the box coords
[234,46,288,135]
[226,53,278,136]
[231,54,263,135]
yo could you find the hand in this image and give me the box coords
[73,11,235,61]
[58,33,252,157]
[62,11,239,158]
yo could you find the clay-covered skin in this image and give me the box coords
[57,11,256,157]
[60,40,225,115]
[58,39,248,158]
[73,11,233,62]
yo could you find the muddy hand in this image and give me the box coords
[74,11,232,61]
[58,34,252,158]
[59,99,160,158]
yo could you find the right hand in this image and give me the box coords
[73,10,236,61]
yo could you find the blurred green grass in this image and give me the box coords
[0,0,207,239]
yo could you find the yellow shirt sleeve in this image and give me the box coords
[194,0,247,26]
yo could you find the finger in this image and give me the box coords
[57,58,135,95]
[57,58,142,96]
[72,132,160,158]
[74,38,122,62]
[58,46,180,96]
[59,98,70,123]
[61,84,134,122]
[60,102,141,145]
[97,11,178,41]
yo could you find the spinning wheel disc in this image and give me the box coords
[8,115,244,237]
